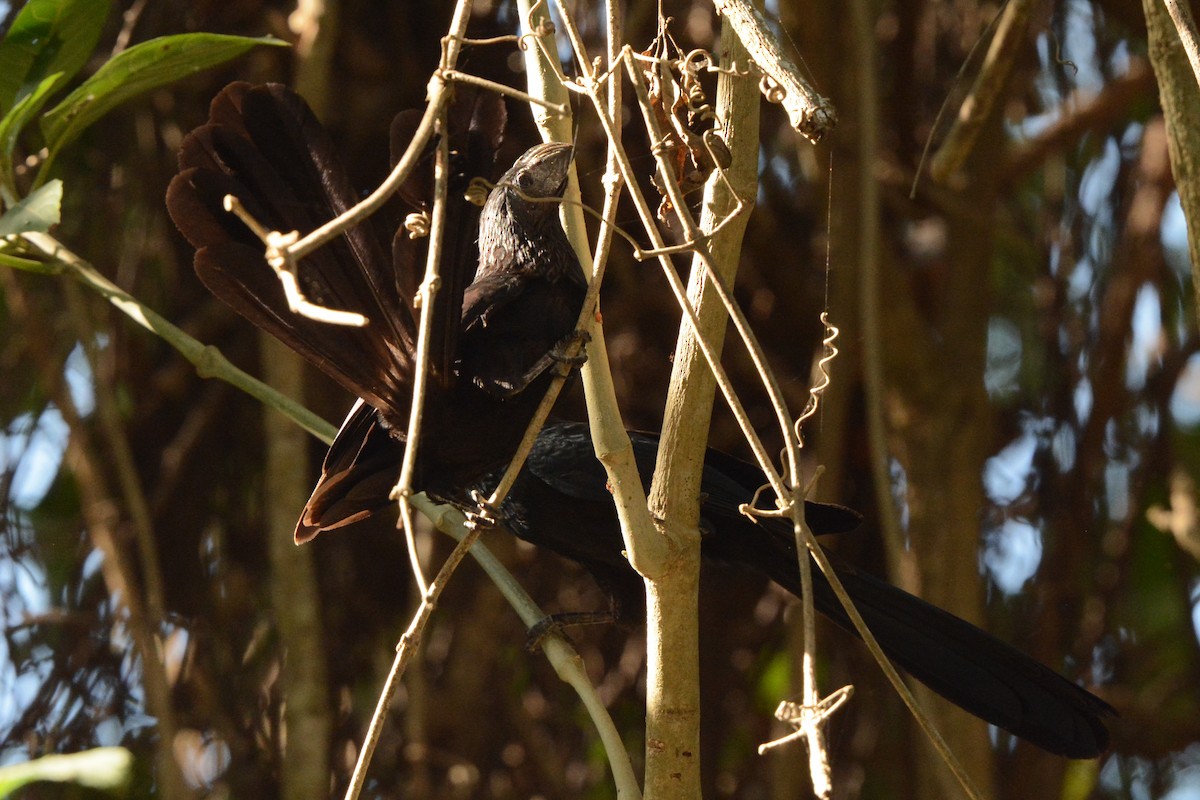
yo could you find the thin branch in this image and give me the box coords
[222,197,368,327]
[642,16,761,797]
[615,47,797,493]
[411,495,642,799]
[12,231,337,443]
[391,107,454,600]
[442,69,569,115]
[929,0,1032,184]
[711,0,837,142]
[516,0,670,583]
[1162,0,1200,92]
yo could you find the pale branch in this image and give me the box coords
[391,107,453,600]
[645,17,762,797]
[1145,0,1200,346]
[711,0,837,142]
[516,0,671,583]
[410,495,642,799]
[929,0,1033,183]
[557,7,983,796]
[226,10,481,306]
[1162,0,1200,92]
[222,196,368,327]
[616,47,798,495]
[442,69,569,115]
[13,231,337,443]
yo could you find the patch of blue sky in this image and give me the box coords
[1,341,94,511]
[983,518,1043,594]
[64,342,96,417]
[1078,137,1119,217]
[984,430,1037,505]
[1105,460,1130,521]
[1170,355,1200,427]
[1061,0,1105,94]
[1075,376,1094,426]
[1126,283,1162,391]
[3,408,68,510]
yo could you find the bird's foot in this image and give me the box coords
[465,489,500,530]
[550,329,591,372]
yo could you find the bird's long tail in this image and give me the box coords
[723,520,1114,758]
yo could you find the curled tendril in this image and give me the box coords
[759,74,786,104]
[794,312,839,442]
[464,178,490,207]
[526,0,555,37]
[404,211,430,239]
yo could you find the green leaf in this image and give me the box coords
[0,0,111,114]
[0,71,61,159]
[40,33,287,156]
[0,179,62,236]
[0,746,133,796]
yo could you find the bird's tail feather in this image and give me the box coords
[167,82,416,415]
[739,525,1114,758]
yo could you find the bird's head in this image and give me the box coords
[490,142,573,219]
[476,141,580,277]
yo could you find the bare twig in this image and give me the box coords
[391,109,453,600]
[411,495,642,798]
[711,0,837,142]
[758,685,854,754]
[442,69,569,115]
[642,18,761,797]
[222,196,369,327]
[516,0,670,583]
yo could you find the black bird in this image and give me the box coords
[167,83,1113,758]
[166,83,587,540]
[483,421,1115,759]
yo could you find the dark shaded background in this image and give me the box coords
[2,0,1198,797]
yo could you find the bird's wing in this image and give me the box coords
[458,271,528,334]
[523,422,619,503]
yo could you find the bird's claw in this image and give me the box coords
[465,489,500,530]
[550,329,591,373]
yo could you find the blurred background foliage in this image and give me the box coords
[1,0,1198,798]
